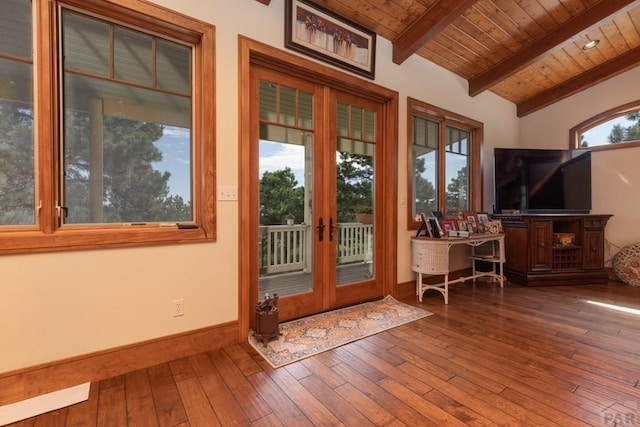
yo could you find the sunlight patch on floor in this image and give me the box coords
[587,300,640,316]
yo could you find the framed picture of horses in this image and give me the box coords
[285,0,377,79]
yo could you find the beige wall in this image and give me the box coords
[3,0,634,374]
[519,66,640,263]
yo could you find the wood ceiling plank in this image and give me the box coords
[316,0,383,35]
[464,4,525,55]
[468,0,637,96]
[615,9,640,47]
[392,0,481,64]
[416,42,475,77]
[358,0,420,34]
[389,0,432,25]
[561,0,590,16]
[514,0,560,32]
[431,30,495,71]
[602,22,632,55]
[517,44,640,116]
[563,42,598,70]
[489,0,545,41]
[556,45,591,73]
[537,0,574,24]
[541,53,578,84]
[452,16,507,67]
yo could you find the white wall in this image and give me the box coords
[519,67,640,263]
[12,0,624,373]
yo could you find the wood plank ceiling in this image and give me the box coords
[275,0,640,117]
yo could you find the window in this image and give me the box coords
[570,101,640,151]
[408,98,482,227]
[0,0,215,254]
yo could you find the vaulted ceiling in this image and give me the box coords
[275,0,640,117]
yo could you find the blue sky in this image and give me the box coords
[581,115,633,147]
[259,140,307,185]
[153,126,191,200]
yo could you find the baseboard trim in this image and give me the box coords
[0,321,239,406]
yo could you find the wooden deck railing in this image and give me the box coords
[259,222,373,275]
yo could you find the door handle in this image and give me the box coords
[329,217,334,241]
[317,217,325,241]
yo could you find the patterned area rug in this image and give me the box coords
[248,295,432,368]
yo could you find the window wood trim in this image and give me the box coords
[570,100,640,152]
[0,0,216,255]
[406,97,483,230]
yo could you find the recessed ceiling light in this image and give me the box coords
[582,40,600,50]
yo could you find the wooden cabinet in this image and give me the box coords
[498,214,612,286]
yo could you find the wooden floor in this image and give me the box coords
[9,280,640,426]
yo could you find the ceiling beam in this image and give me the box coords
[469,0,637,97]
[392,0,480,65]
[517,45,640,117]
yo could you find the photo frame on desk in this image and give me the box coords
[463,211,479,233]
[486,219,503,234]
[428,216,442,238]
[285,0,377,79]
[439,219,457,237]
[477,212,490,232]
[416,213,433,237]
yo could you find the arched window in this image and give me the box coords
[570,101,640,151]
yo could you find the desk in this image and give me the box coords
[411,234,505,304]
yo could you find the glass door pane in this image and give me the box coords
[335,102,376,286]
[258,80,315,298]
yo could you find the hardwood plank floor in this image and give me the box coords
[8,280,640,426]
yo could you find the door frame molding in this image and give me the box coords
[238,36,398,340]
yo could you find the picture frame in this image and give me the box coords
[457,219,468,232]
[285,0,377,79]
[439,219,457,236]
[428,217,442,238]
[486,219,503,234]
[463,211,479,233]
[417,213,433,238]
[476,212,490,232]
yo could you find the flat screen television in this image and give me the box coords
[493,148,591,214]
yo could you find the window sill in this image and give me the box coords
[0,227,213,255]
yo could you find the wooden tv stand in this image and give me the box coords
[496,214,612,286]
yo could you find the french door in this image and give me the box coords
[251,66,384,322]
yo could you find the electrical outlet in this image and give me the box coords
[172,299,184,317]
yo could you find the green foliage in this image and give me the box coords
[0,101,35,225]
[446,166,468,216]
[336,152,373,222]
[258,150,374,225]
[414,156,435,214]
[64,113,191,223]
[259,168,304,225]
[608,112,640,143]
